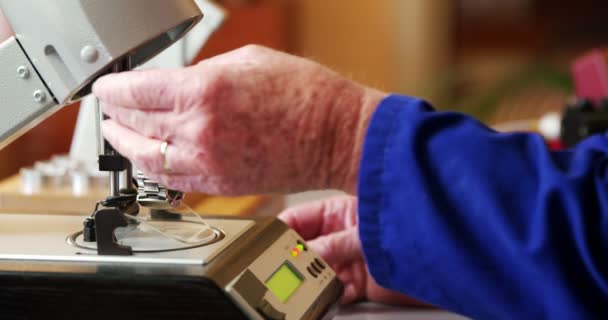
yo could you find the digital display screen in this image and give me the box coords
[265,263,303,303]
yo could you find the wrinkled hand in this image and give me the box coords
[93,45,384,195]
[279,196,422,305]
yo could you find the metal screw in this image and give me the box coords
[17,66,30,79]
[80,45,99,63]
[33,90,46,103]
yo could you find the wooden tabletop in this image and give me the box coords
[0,174,283,216]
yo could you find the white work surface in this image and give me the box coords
[336,303,469,320]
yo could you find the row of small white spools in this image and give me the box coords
[20,155,108,196]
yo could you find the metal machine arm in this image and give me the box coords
[0,0,203,149]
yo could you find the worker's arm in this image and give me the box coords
[359,95,608,319]
[95,45,608,317]
[94,45,384,196]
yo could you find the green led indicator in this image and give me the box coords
[297,244,304,251]
[265,263,303,303]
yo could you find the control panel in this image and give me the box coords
[227,230,337,320]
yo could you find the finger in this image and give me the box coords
[336,261,368,305]
[103,105,174,140]
[92,67,190,110]
[102,120,206,175]
[278,202,325,240]
[307,227,362,266]
[278,196,358,240]
[336,268,358,304]
[341,283,359,305]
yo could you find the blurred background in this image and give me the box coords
[1,0,608,212]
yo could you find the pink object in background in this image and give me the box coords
[572,49,608,106]
[0,9,13,43]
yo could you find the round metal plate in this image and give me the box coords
[67,221,224,253]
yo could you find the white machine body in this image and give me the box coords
[0,0,202,148]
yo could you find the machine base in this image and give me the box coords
[0,214,343,319]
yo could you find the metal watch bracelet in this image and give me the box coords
[136,171,184,210]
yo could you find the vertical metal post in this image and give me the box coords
[120,56,135,194]
[106,61,126,197]
[97,56,136,199]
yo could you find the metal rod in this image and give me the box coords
[124,164,133,186]
[107,61,128,197]
[94,97,103,156]
[119,56,135,193]
[109,171,120,197]
[94,94,120,197]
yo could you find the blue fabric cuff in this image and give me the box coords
[357,94,433,289]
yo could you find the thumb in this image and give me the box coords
[308,227,362,266]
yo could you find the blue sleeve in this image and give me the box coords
[357,95,608,319]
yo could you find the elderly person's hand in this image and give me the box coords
[279,196,424,306]
[93,45,385,195]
